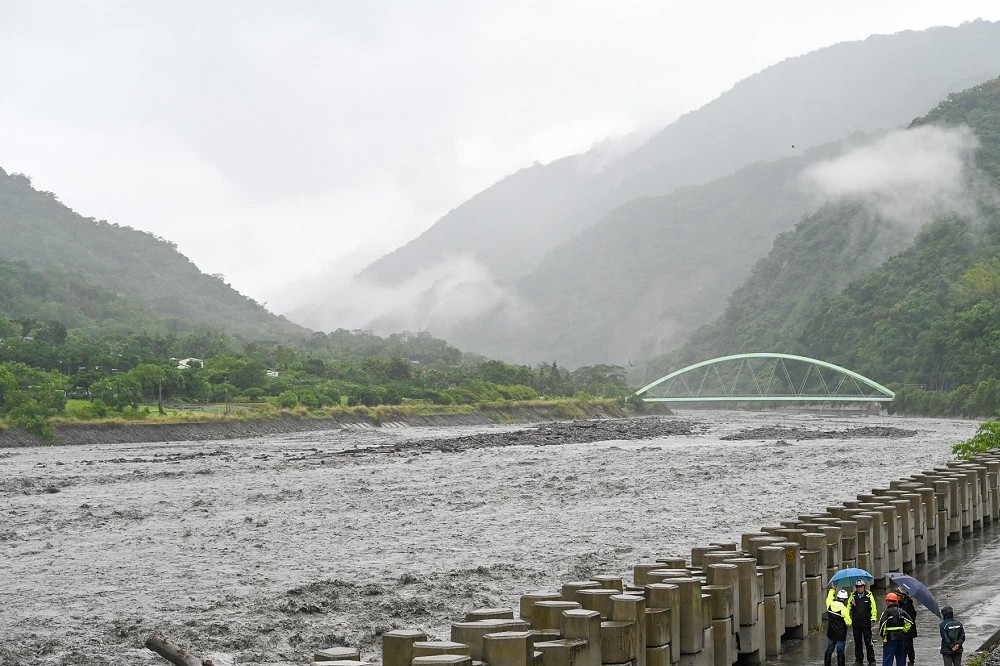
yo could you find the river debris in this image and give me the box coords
[325,416,699,457]
[722,425,917,441]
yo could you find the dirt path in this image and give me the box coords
[0,411,981,666]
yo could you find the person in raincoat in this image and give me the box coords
[827,588,854,666]
[849,579,878,665]
[895,587,918,666]
[938,606,965,666]
[879,592,914,666]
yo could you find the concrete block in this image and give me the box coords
[677,628,714,666]
[646,608,671,647]
[763,594,781,657]
[577,589,618,619]
[612,594,647,666]
[783,599,806,638]
[412,656,473,666]
[532,601,582,631]
[413,642,472,658]
[467,608,516,621]
[483,631,533,666]
[646,644,671,666]
[532,639,589,666]
[737,601,765,655]
[712,618,735,666]
[452,620,530,661]
[592,575,624,592]
[384,629,429,666]
[560,609,602,666]
[600,621,638,663]
[520,592,563,621]
[562,581,603,602]
[315,647,361,662]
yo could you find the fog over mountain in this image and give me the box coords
[293,20,1000,369]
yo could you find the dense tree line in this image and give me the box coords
[0,316,633,435]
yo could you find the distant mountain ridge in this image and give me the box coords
[645,75,1000,393]
[324,19,1000,368]
[0,168,309,341]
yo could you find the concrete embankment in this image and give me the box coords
[0,402,631,448]
[356,448,1000,666]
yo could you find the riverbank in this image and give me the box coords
[0,400,633,448]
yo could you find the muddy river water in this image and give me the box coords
[0,410,990,666]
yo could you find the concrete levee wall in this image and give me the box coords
[311,448,1000,666]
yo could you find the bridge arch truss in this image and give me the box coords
[634,353,895,403]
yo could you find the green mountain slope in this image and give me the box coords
[350,20,1000,367]
[0,169,309,341]
[645,76,1000,391]
[363,21,1000,287]
[447,143,845,366]
[0,257,183,336]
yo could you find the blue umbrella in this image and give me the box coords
[887,571,941,618]
[827,567,875,588]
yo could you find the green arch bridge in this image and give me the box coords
[634,353,895,403]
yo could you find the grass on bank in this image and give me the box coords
[19,397,633,437]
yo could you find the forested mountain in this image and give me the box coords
[0,257,182,336]
[333,20,1000,368]
[0,168,308,341]
[447,139,870,367]
[645,76,1000,398]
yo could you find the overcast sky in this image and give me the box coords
[3,1,999,316]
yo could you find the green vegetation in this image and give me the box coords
[0,168,306,340]
[0,316,635,439]
[645,76,1000,419]
[0,175,636,440]
[953,417,1000,459]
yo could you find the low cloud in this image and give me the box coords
[287,256,523,337]
[801,124,981,230]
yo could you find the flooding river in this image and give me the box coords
[0,410,988,666]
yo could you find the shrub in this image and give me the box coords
[276,391,299,409]
[953,418,1000,459]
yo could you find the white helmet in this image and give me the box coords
[836,589,849,600]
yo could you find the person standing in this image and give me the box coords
[880,592,914,666]
[895,587,918,666]
[827,588,855,666]
[849,579,878,665]
[938,606,965,666]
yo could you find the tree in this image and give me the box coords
[91,374,142,410]
[36,320,68,345]
[14,316,37,338]
[130,363,169,415]
[0,365,18,411]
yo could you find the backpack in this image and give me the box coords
[885,607,906,628]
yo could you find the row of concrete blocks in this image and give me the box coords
[309,449,1000,666]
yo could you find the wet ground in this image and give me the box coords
[770,520,1000,666]
[0,410,994,666]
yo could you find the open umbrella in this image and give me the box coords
[887,571,941,617]
[827,567,875,588]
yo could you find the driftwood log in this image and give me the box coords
[144,634,216,666]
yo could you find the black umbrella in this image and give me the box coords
[887,571,941,617]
